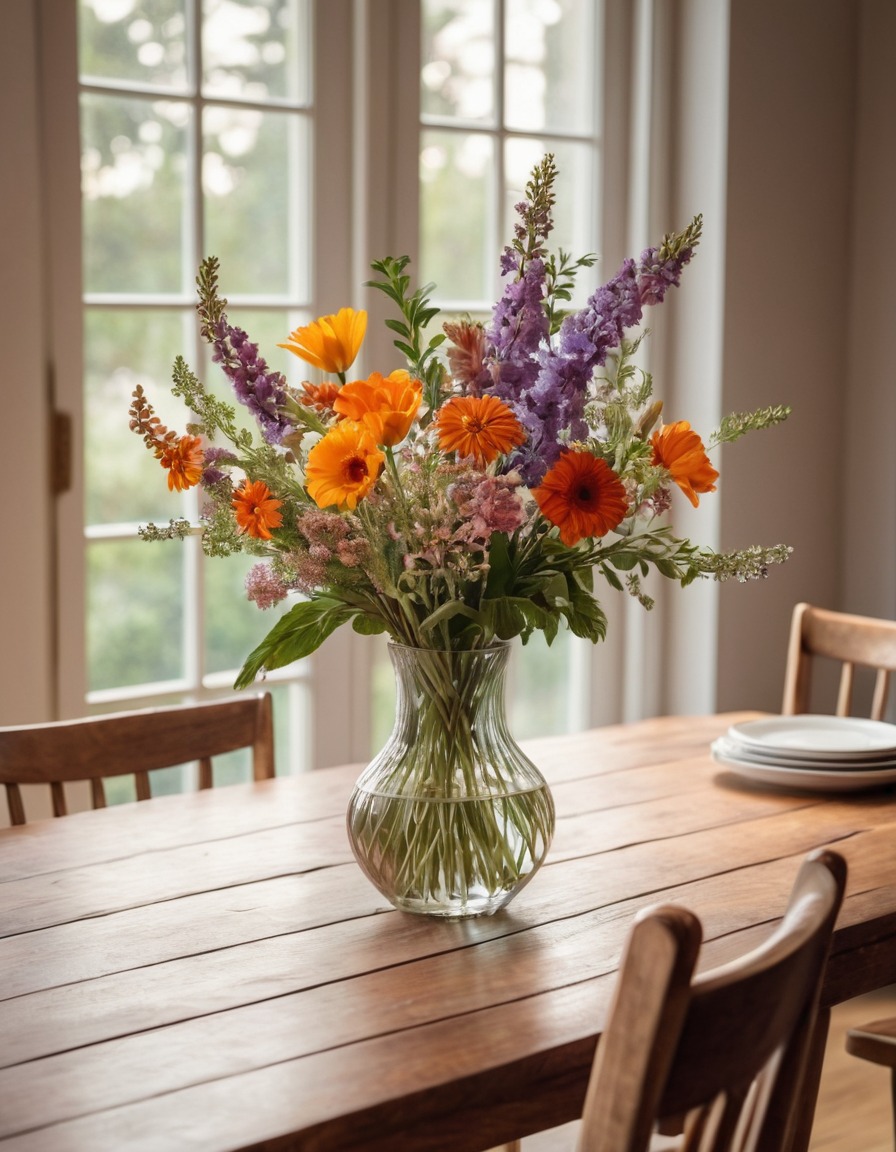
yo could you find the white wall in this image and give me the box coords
[842,0,896,623]
[716,0,866,712]
[0,1,54,725]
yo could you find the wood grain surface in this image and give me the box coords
[2,712,896,1151]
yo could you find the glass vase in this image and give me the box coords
[346,641,555,918]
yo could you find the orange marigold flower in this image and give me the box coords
[305,422,385,511]
[158,434,204,492]
[300,380,342,415]
[278,308,367,375]
[650,419,719,507]
[232,480,284,541]
[435,394,526,468]
[333,371,422,447]
[532,451,629,546]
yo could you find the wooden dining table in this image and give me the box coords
[2,710,896,1152]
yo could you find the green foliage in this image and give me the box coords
[234,596,357,689]
[709,405,792,447]
[366,256,447,416]
[171,355,245,444]
[544,249,599,334]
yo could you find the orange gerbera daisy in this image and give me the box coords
[435,394,526,468]
[333,371,422,447]
[305,422,385,511]
[650,420,719,507]
[279,308,367,376]
[157,434,204,492]
[532,451,629,546]
[232,480,284,541]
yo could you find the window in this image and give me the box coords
[37,0,618,791]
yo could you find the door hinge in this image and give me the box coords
[50,409,73,495]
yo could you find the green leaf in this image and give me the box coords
[352,614,387,636]
[419,600,486,633]
[234,597,353,689]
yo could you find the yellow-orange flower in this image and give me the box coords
[651,420,719,507]
[158,434,204,492]
[532,451,628,546]
[232,480,284,540]
[279,308,367,375]
[306,422,385,511]
[435,394,526,468]
[333,371,422,447]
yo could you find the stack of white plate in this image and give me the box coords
[711,715,896,791]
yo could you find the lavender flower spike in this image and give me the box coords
[211,318,293,446]
[195,254,294,446]
[498,215,703,486]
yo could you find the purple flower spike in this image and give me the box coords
[211,318,293,445]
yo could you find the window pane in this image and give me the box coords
[510,633,574,738]
[202,0,310,104]
[505,136,597,305]
[505,0,597,134]
[85,308,195,525]
[203,107,309,297]
[78,0,190,91]
[421,0,497,124]
[87,538,186,691]
[204,553,298,677]
[420,130,495,305]
[81,93,190,295]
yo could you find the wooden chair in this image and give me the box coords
[782,601,896,718]
[782,604,896,1145]
[575,848,847,1152]
[0,692,275,825]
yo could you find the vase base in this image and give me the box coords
[392,889,520,919]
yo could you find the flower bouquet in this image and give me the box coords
[129,154,789,916]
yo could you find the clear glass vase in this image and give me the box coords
[346,641,555,918]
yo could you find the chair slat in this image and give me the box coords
[5,782,25,826]
[51,781,67,817]
[198,758,213,790]
[836,662,854,716]
[135,772,152,802]
[91,777,106,810]
[872,669,890,722]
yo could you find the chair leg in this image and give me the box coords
[786,1007,831,1152]
[890,1068,896,1151]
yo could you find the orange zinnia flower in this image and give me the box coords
[333,371,422,447]
[300,380,342,415]
[650,420,719,507]
[158,434,204,492]
[532,451,629,546]
[305,422,385,511]
[435,394,526,468]
[279,308,367,375]
[232,480,284,541]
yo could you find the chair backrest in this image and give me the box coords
[577,848,847,1152]
[0,692,275,825]
[782,601,896,718]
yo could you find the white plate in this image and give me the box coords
[713,735,896,772]
[727,716,896,760]
[711,739,896,792]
